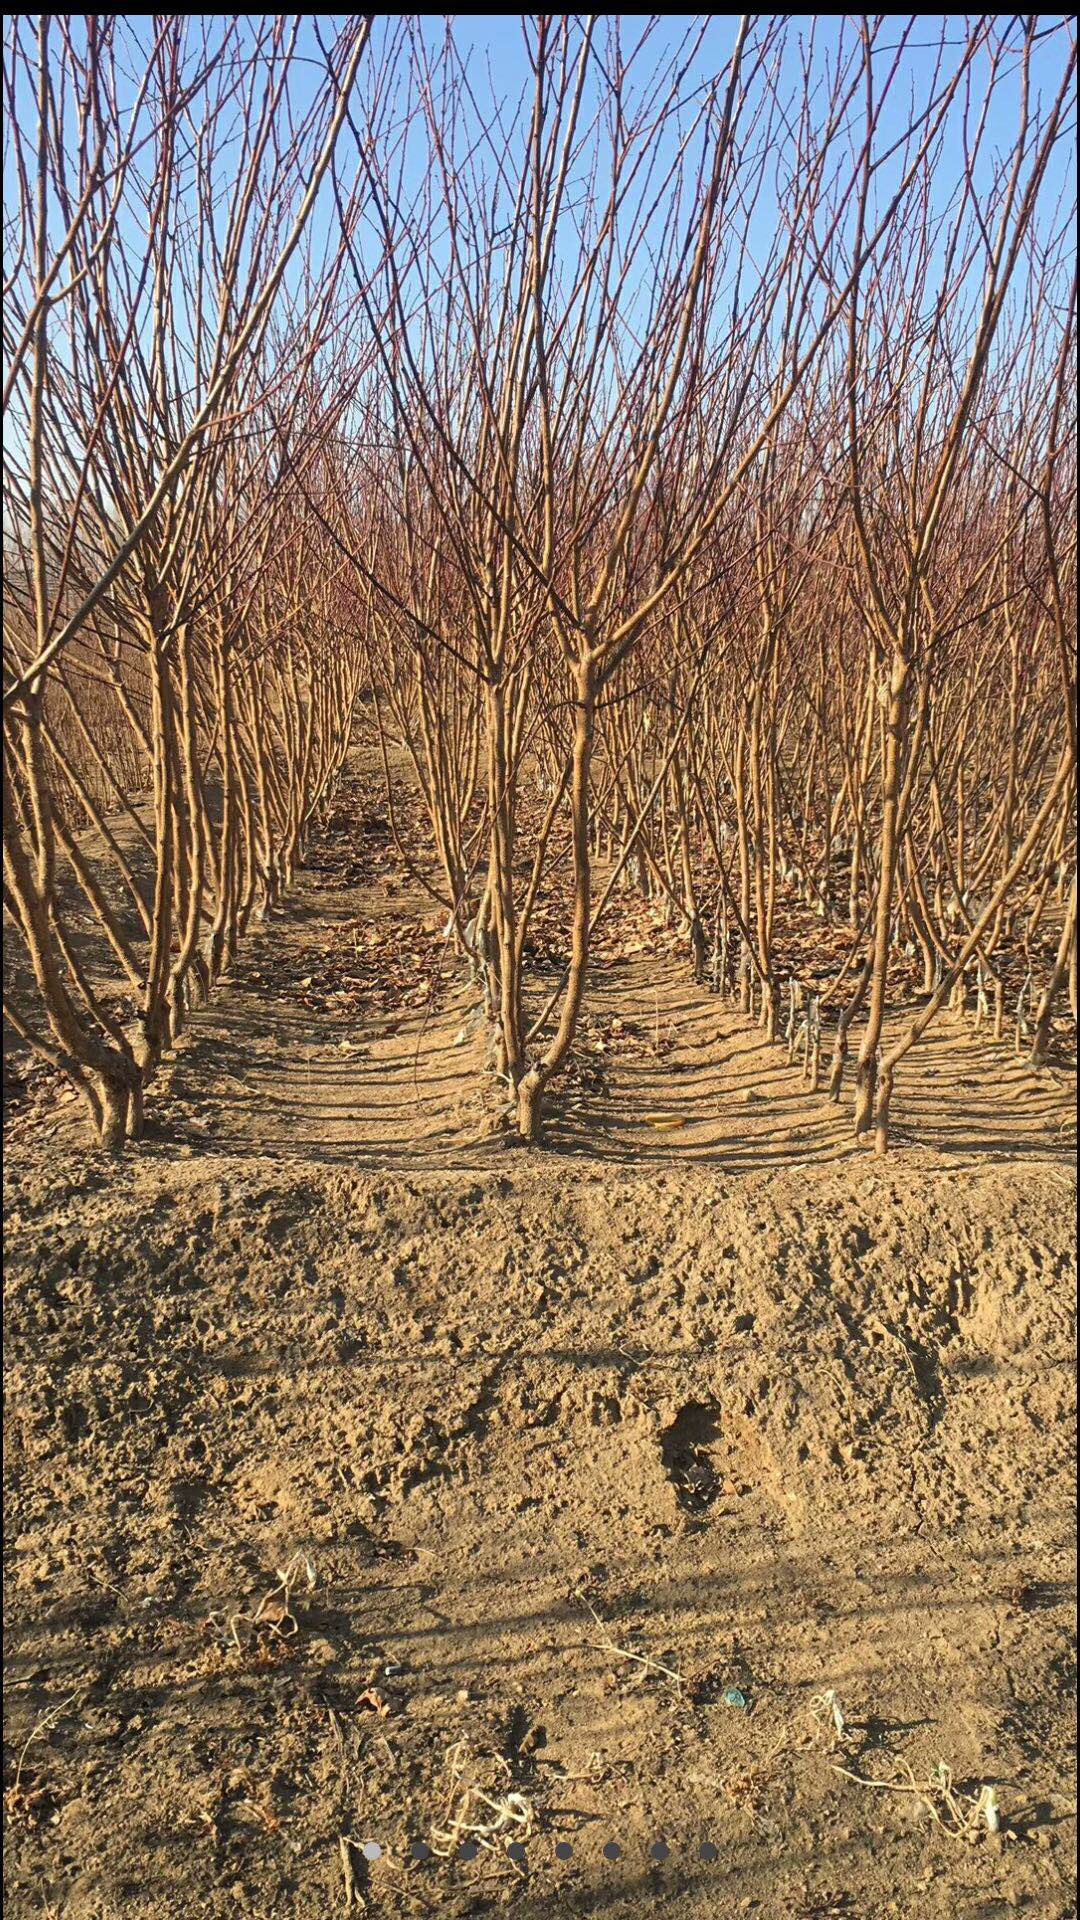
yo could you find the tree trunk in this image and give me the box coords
[1031,873,1076,1064]
[854,656,908,1135]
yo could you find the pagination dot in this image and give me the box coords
[602,1840,621,1860]
[555,1840,574,1859]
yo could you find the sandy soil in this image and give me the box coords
[4,741,1077,1920]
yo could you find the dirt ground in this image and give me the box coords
[4,743,1077,1920]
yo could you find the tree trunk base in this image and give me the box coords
[853,1057,876,1136]
[689,918,706,984]
[874,1066,894,1155]
[828,1031,848,1101]
[516,1073,543,1143]
[96,1075,131,1154]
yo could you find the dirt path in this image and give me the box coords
[552,951,1075,1171]
[4,733,1077,1920]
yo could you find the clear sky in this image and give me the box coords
[4,15,1075,439]
[7,16,1073,278]
[327,15,1076,311]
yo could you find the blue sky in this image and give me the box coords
[4,15,1075,442]
[8,16,1073,281]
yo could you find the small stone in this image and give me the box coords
[56,1796,89,1831]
